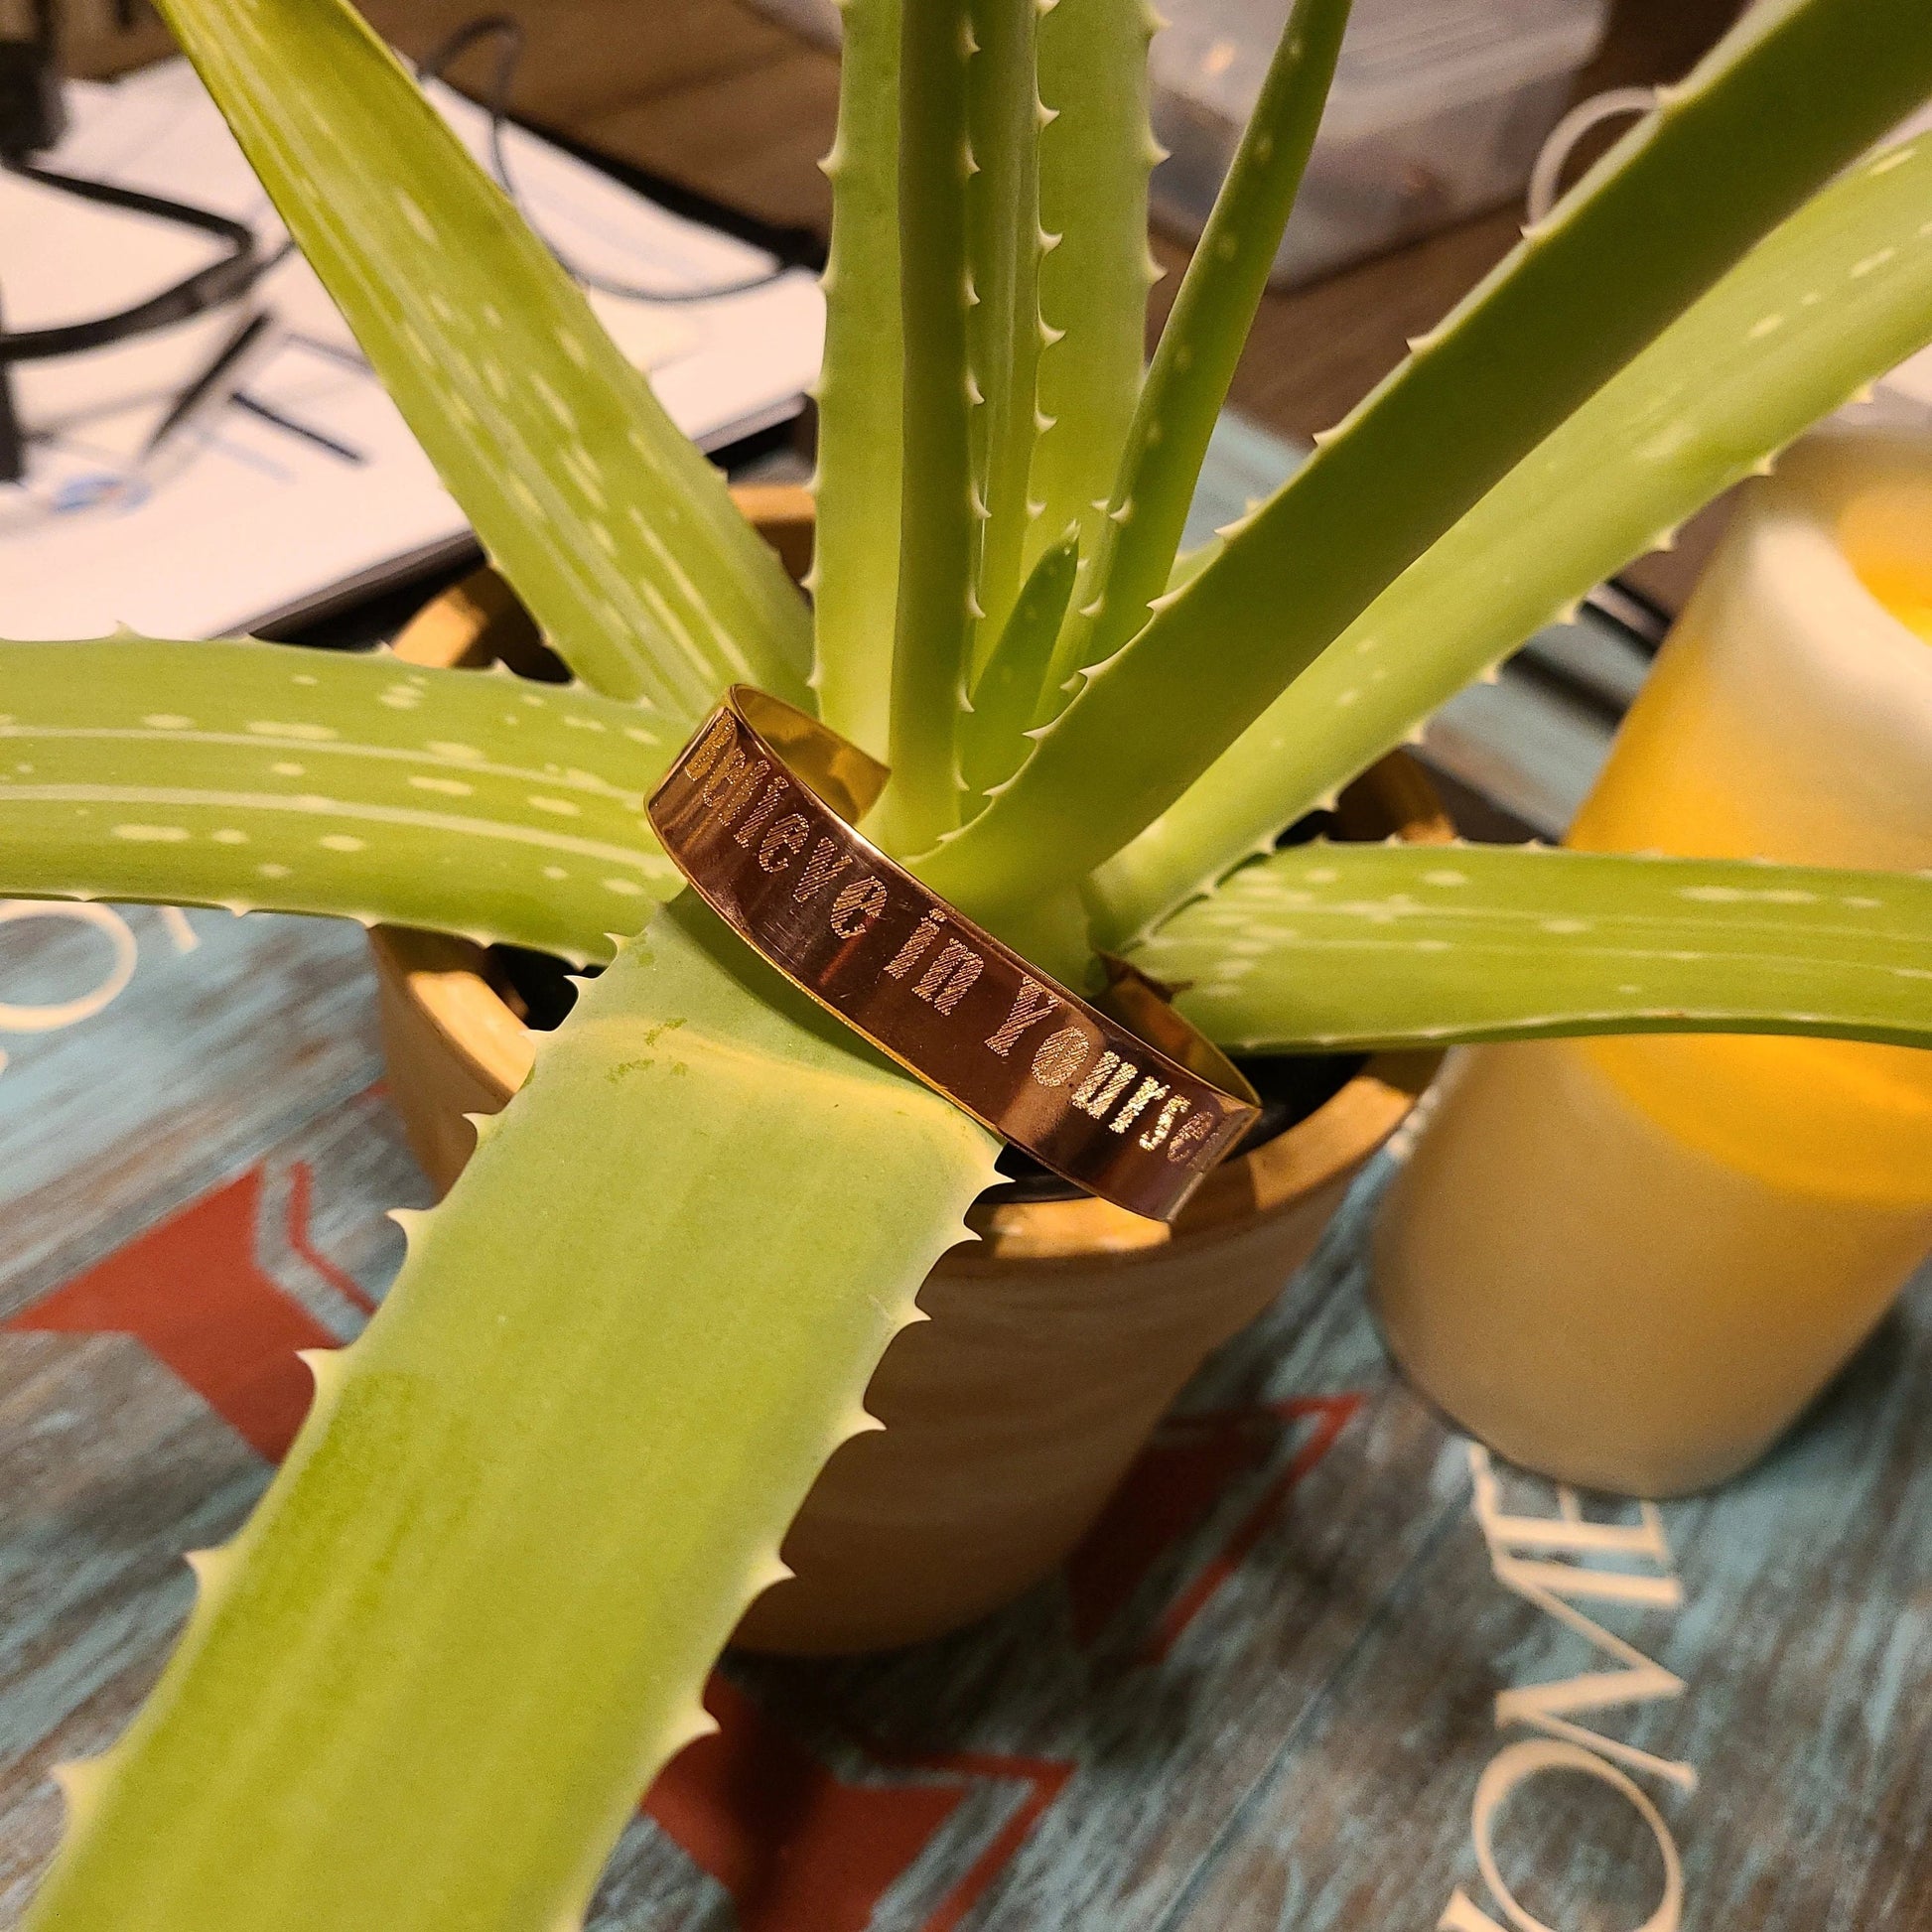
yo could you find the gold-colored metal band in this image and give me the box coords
[646,687,1261,1223]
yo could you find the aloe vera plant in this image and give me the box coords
[11,0,1932,1925]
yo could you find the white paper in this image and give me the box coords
[0,61,823,640]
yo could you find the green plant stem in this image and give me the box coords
[876,0,979,854]
[157,0,810,716]
[25,896,998,1932]
[810,0,903,760]
[1087,135,1932,944]
[1136,844,1932,1051]
[0,638,679,962]
[960,525,1080,798]
[1024,0,1157,581]
[1043,0,1349,701]
[921,0,1932,909]
[964,0,1046,679]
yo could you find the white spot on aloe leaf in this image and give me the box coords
[426,742,484,761]
[603,878,646,897]
[248,721,339,742]
[1423,870,1467,888]
[409,775,476,797]
[271,761,306,777]
[320,834,366,853]
[528,796,583,817]
[112,823,191,842]
[143,714,194,730]
[1680,885,1817,905]
[395,190,437,243]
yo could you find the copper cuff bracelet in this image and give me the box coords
[646,687,1260,1223]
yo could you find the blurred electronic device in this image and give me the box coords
[742,0,1610,287]
[0,56,824,641]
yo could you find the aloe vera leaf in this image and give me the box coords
[960,524,1079,798]
[1043,0,1350,699]
[0,637,677,963]
[156,0,810,716]
[24,892,999,1932]
[809,0,902,760]
[875,0,980,854]
[963,0,1046,682]
[1135,843,1932,1052]
[924,0,1932,909]
[1089,136,1932,946]
[1025,0,1158,582]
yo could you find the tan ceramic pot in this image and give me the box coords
[370,483,1447,1653]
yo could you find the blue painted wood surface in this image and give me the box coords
[1,903,1927,1929]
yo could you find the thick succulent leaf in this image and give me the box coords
[24,894,999,1932]
[1043,0,1349,697]
[0,638,676,962]
[961,526,1079,799]
[923,0,1932,909]
[810,0,902,760]
[157,0,811,715]
[1090,135,1932,944]
[964,0,1047,676]
[875,0,980,854]
[1137,844,1932,1051]
[1024,0,1157,581]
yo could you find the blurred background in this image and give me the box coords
[47,0,1748,489]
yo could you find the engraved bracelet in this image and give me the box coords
[646,687,1260,1223]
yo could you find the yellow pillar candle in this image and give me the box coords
[1370,429,1932,1495]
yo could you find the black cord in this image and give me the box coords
[0,158,286,361]
[0,9,780,487]
[415,15,789,305]
[0,289,21,483]
[0,7,287,483]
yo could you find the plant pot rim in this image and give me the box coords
[372,483,1449,1263]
